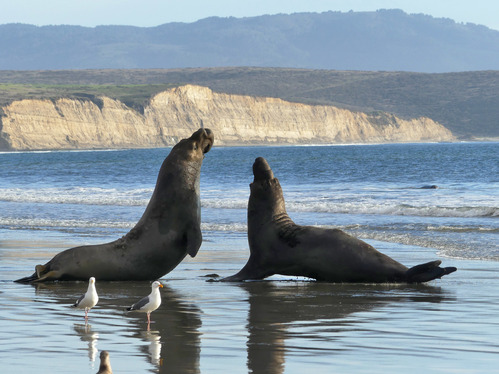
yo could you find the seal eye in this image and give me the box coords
[193,144,198,151]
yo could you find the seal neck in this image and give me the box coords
[248,178,288,225]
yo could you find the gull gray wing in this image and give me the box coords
[72,294,85,308]
[128,295,150,311]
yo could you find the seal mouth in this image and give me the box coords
[253,157,275,181]
[203,142,212,154]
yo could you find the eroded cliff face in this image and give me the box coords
[0,85,454,151]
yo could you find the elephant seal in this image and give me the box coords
[15,128,214,283]
[420,185,439,189]
[223,157,456,283]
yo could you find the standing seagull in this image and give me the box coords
[125,281,163,328]
[72,277,99,321]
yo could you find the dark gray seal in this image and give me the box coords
[16,128,214,283]
[223,157,456,283]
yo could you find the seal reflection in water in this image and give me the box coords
[16,128,214,283]
[223,157,456,283]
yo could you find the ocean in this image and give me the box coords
[0,142,498,373]
[1,142,497,259]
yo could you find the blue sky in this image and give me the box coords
[2,0,498,31]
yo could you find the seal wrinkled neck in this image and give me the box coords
[249,157,288,225]
[253,157,274,181]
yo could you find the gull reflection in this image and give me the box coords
[140,329,162,366]
[74,323,99,364]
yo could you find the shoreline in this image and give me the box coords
[2,138,498,153]
[0,232,488,282]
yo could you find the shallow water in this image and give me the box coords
[2,236,499,373]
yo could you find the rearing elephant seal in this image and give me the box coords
[223,157,456,283]
[16,128,214,283]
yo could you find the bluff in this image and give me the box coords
[0,85,454,151]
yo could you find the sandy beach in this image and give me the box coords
[1,233,498,374]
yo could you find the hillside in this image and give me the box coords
[1,10,499,72]
[0,68,497,138]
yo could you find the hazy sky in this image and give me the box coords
[2,0,498,31]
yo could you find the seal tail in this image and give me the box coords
[405,260,457,283]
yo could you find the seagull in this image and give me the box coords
[125,281,163,328]
[97,350,113,374]
[72,277,99,321]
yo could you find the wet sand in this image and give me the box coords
[1,235,499,373]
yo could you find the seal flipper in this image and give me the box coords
[405,260,457,283]
[14,264,61,283]
[14,264,45,283]
[14,272,39,283]
[185,224,202,257]
[220,259,271,282]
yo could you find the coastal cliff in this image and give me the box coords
[0,85,454,151]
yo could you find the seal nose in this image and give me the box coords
[192,127,214,153]
[253,157,274,181]
[202,128,214,153]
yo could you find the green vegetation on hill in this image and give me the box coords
[0,68,497,139]
[0,83,176,112]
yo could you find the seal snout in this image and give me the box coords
[202,128,214,153]
[253,157,274,181]
[192,127,214,154]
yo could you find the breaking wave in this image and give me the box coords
[1,186,496,218]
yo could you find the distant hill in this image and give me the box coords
[0,68,497,138]
[1,9,499,72]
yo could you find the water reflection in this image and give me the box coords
[74,323,99,363]
[30,281,203,373]
[239,282,451,374]
[25,279,453,374]
[140,330,162,366]
[148,285,202,374]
